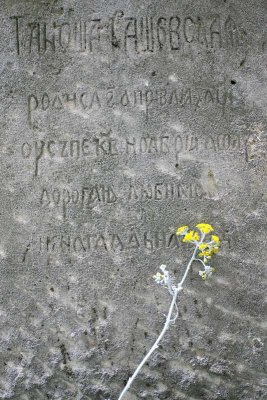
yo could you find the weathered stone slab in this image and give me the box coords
[0,0,266,399]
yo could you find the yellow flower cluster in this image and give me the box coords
[176,225,189,235]
[183,231,200,243]
[176,223,215,242]
[176,222,220,281]
[198,235,220,261]
[196,223,214,234]
[176,225,199,243]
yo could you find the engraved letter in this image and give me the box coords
[124,18,137,52]
[88,19,101,52]
[184,17,195,43]
[40,188,50,206]
[169,16,180,50]
[157,17,167,50]
[82,138,90,156]
[47,141,56,157]
[210,15,222,48]
[21,142,32,158]
[10,16,24,55]
[43,23,55,52]
[29,23,41,53]
[58,23,71,50]
[28,94,38,127]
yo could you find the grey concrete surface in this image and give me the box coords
[0,0,266,399]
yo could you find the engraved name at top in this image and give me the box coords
[10,12,246,56]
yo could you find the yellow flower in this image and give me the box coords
[198,243,209,250]
[211,235,220,244]
[196,223,214,234]
[182,230,200,243]
[176,225,189,236]
[199,271,207,280]
[199,245,219,258]
[198,250,212,258]
[199,266,214,280]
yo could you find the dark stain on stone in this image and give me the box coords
[92,326,97,337]
[60,343,71,365]
[22,242,31,262]
[103,306,107,319]
[64,365,74,377]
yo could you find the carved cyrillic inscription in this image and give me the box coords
[40,185,117,208]
[39,180,205,215]
[20,132,250,176]
[35,230,178,254]
[11,13,247,56]
[127,180,204,201]
[27,85,233,127]
[21,139,91,160]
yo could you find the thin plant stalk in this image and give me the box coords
[118,234,205,400]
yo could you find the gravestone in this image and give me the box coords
[0,0,266,399]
